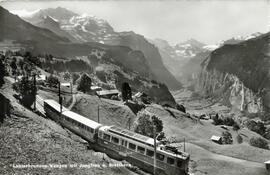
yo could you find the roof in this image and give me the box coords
[211,135,221,141]
[134,92,147,98]
[106,125,158,146]
[61,82,71,87]
[91,86,102,91]
[96,89,119,96]
[37,74,46,81]
[265,160,270,164]
[44,99,68,112]
[62,110,102,129]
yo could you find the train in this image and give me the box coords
[43,99,190,175]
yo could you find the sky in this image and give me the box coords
[1,0,269,45]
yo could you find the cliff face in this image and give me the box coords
[197,69,265,113]
[196,33,270,113]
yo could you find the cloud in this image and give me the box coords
[11,9,40,17]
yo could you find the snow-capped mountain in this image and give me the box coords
[22,7,181,89]
[149,38,206,82]
[203,32,264,51]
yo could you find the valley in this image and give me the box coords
[0,2,269,175]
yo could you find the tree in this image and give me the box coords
[233,123,240,131]
[236,134,243,144]
[47,75,59,88]
[18,76,37,108]
[264,128,270,140]
[0,60,5,87]
[222,131,233,144]
[77,73,92,93]
[72,73,80,85]
[134,111,163,139]
[121,82,132,102]
[176,104,186,113]
[249,137,269,150]
[63,72,71,81]
[246,120,266,136]
[212,113,223,125]
[10,57,17,76]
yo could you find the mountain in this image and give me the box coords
[149,38,206,82]
[196,32,270,113]
[35,15,77,42]
[24,7,181,90]
[0,6,69,43]
[0,6,177,106]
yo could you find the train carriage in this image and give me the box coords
[44,99,102,143]
[61,110,102,142]
[43,99,189,175]
[97,125,189,175]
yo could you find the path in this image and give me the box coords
[68,93,77,110]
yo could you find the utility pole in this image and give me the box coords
[70,80,72,95]
[153,124,157,175]
[128,117,131,130]
[58,81,62,113]
[98,105,100,123]
[184,138,186,152]
[33,73,36,111]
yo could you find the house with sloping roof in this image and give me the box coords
[211,135,222,144]
[96,89,119,99]
[265,160,270,170]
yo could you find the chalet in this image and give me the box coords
[96,89,119,99]
[265,160,270,171]
[211,135,222,144]
[91,86,102,92]
[61,82,71,88]
[36,74,46,81]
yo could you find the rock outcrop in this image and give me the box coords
[196,32,270,113]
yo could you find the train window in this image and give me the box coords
[167,157,175,165]
[137,146,145,154]
[156,153,164,161]
[103,134,111,141]
[177,160,182,167]
[121,140,125,146]
[90,128,94,133]
[112,137,119,144]
[146,149,154,157]
[128,143,136,150]
[125,141,127,147]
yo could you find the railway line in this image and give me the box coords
[34,95,190,175]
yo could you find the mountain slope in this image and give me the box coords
[149,38,206,83]
[24,7,181,90]
[0,6,69,43]
[198,32,270,112]
[35,15,78,42]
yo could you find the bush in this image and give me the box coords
[236,134,243,144]
[249,137,269,150]
[222,131,233,144]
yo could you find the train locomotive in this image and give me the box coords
[43,99,190,175]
